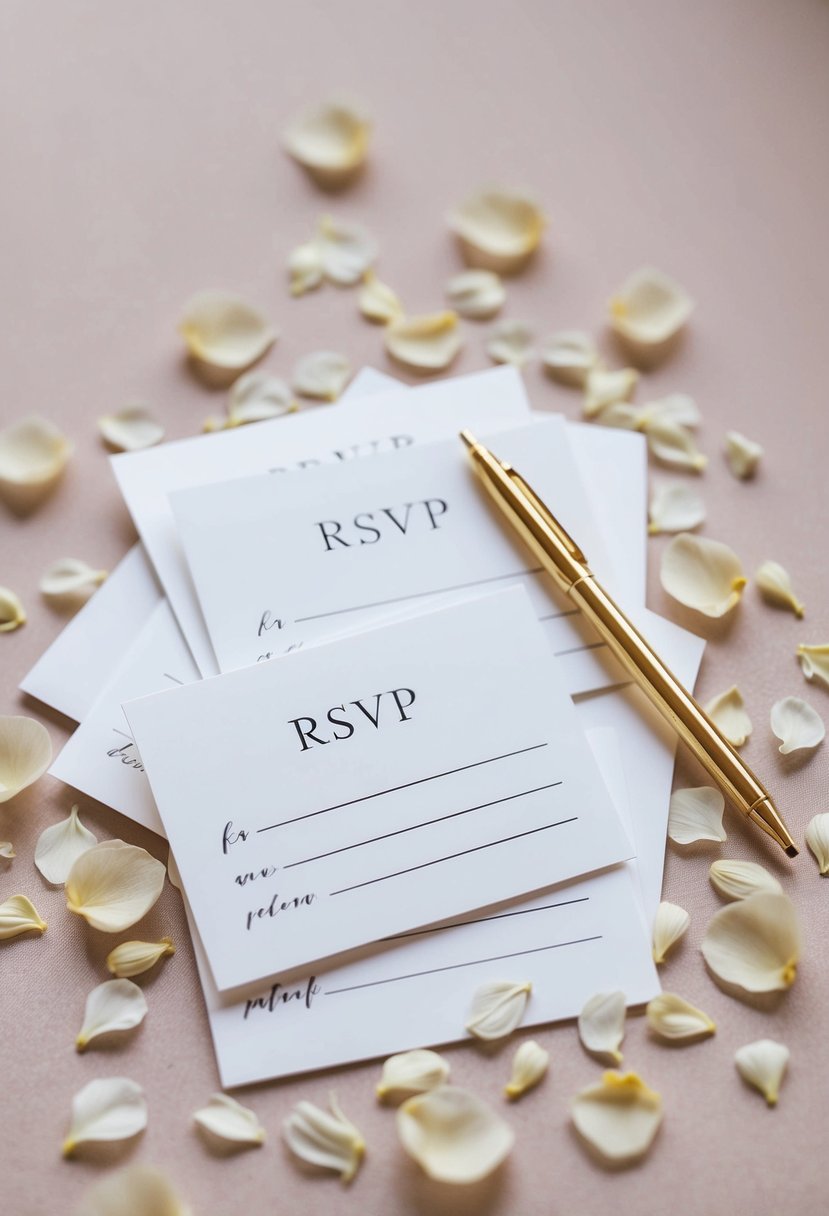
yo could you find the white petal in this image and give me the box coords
[0,586,26,632]
[287,240,325,297]
[107,937,175,978]
[646,992,715,1042]
[660,533,746,617]
[725,431,763,479]
[376,1049,450,1101]
[385,312,463,372]
[701,891,800,993]
[542,331,601,387]
[648,482,705,534]
[35,804,97,885]
[65,839,166,932]
[179,292,277,378]
[770,696,825,755]
[193,1093,265,1146]
[74,1165,189,1216]
[504,1039,549,1099]
[76,979,148,1051]
[464,979,531,1041]
[40,558,108,608]
[223,371,296,428]
[283,100,370,188]
[645,416,707,471]
[709,859,783,901]
[755,560,805,618]
[358,270,403,323]
[316,215,378,286]
[63,1077,147,1156]
[448,189,546,274]
[595,402,648,429]
[798,643,829,690]
[735,1039,790,1106]
[642,393,702,428]
[652,901,690,963]
[571,1071,662,1164]
[668,786,727,845]
[609,267,694,354]
[397,1086,514,1183]
[98,406,164,452]
[0,893,47,938]
[0,841,14,859]
[0,416,72,509]
[584,367,638,419]
[485,319,535,366]
[0,715,52,803]
[283,1092,365,1182]
[446,270,505,320]
[577,990,626,1063]
[805,812,829,874]
[292,351,352,401]
[704,686,753,747]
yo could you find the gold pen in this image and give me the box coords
[460,429,798,858]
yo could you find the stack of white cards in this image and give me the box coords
[24,366,705,1087]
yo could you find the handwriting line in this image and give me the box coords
[380,895,590,943]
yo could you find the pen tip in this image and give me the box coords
[785,845,799,858]
[459,429,476,451]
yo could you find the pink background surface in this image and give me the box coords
[2,1,828,1212]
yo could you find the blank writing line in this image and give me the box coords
[537,608,578,622]
[553,641,607,658]
[380,895,590,944]
[329,818,578,896]
[283,782,563,869]
[256,743,548,834]
[325,935,602,996]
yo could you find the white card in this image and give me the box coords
[124,589,631,991]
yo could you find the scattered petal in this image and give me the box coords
[725,431,763,480]
[397,1086,514,1183]
[485,319,535,366]
[805,812,829,874]
[0,585,26,632]
[74,1165,189,1216]
[541,330,601,387]
[798,643,829,689]
[609,267,694,357]
[584,367,638,419]
[648,482,706,534]
[227,371,296,426]
[0,841,14,859]
[652,901,690,963]
[63,1077,147,1157]
[0,893,46,938]
[660,533,746,617]
[283,1092,365,1182]
[35,804,98,885]
[287,240,325,297]
[504,1039,549,1099]
[577,990,626,1063]
[646,992,715,1042]
[465,979,531,1041]
[376,1049,450,1102]
[668,786,727,845]
[701,891,800,993]
[283,100,370,188]
[107,937,175,978]
[571,1071,662,1165]
[595,402,646,430]
[645,416,707,471]
[66,839,166,933]
[385,311,463,372]
[709,859,783,901]
[98,407,164,453]
[446,270,505,320]
[735,1039,789,1106]
[292,351,352,401]
[40,558,108,608]
[448,188,546,274]
[76,979,148,1051]
[0,715,52,803]
[642,393,702,428]
[770,696,825,755]
[0,416,72,510]
[193,1093,265,1146]
[315,215,377,286]
[705,686,753,747]
[179,292,277,379]
[358,270,403,324]
[755,560,805,618]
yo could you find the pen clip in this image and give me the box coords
[503,467,588,563]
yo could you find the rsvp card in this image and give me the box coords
[124,589,631,991]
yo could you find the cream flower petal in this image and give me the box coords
[805,812,829,874]
[385,312,463,372]
[770,696,825,755]
[291,351,352,401]
[642,393,702,428]
[0,841,14,859]
[735,1039,790,1106]
[99,407,165,453]
[0,715,52,803]
[595,402,648,430]
[464,979,531,1041]
[668,786,726,844]
[35,804,97,885]
[701,891,800,993]
[448,189,546,274]
[661,534,746,617]
[755,561,805,618]
[179,292,277,378]
[358,270,403,324]
[648,482,706,535]
[645,417,707,471]
[446,270,505,321]
[107,937,175,978]
[584,367,638,419]
[74,1165,190,1216]
[40,558,108,608]
[62,1077,147,1157]
[283,1092,365,1182]
[193,1093,265,1146]
[798,643,829,689]
[704,686,753,747]
[227,371,296,426]
[577,990,626,1064]
[504,1039,549,1099]
[725,431,763,479]
[0,416,72,509]
[0,893,47,938]
[652,901,690,964]
[376,1049,450,1101]
[76,979,148,1051]
[571,1071,662,1165]
[709,859,783,901]
[542,331,601,387]
[287,240,325,297]
[397,1086,514,1183]
[316,215,378,286]
[65,839,166,932]
[0,586,26,632]
[609,267,693,350]
[283,100,370,188]
[646,993,715,1042]
[485,319,535,366]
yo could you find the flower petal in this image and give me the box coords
[63,1077,147,1156]
[179,292,277,378]
[609,267,694,355]
[541,331,600,387]
[0,893,47,938]
[99,407,165,453]
[770,696,825,755]
[283,1092,365,1182]
[0,585,26,632]
[446,270,505,320]
[571,1071,662,1164]
[798,643,829,689]
[287,240,325,297]
[106,937,175,978]
[65,839,166,933]
[0,416,72,509]
[464,979,531,1041]
[397,1086,514,1183]
[193,1093,265,1146]
[577,990,626,1063]
[40,558,108,608]
[448,188,546,274]
[0,841,14,859]
[652,901,690,963]
[0,715,52,803]
[74,1165,189,1216]
[376,1049,450,1102]
[725,431,763,479]
[316,215,378,285]
[646,992,715,1042]
[645,416,707,471]
[291,351,352,401]
[701,891,800,993]
[660,533,746,617]
[35,804,97,885]
[709,859,782,901]
[385,311,463,372]
[755,560,805,618]
[668,786,726,844]
[76,979,148,1051]
[485,319,535,366]
[704,686,753,747]
[358,270,403,324]
[735,1039,789,1106]
[805,812,829,874]
[504,1039,549,1100]
[584,367,638,419]
[223,371,296,428]
[648,482,706,534]
[642,393,702,428]
[283,100,370,188]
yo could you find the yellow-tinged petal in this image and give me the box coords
[0,893,46,938]
[40,558,108,608]
[709,859,782,901]
[798,643,829,690]
[705,686,752,747]
[283,1092,365,1182]
[505,1039,549,1099]
[652,901,690,963]
[701,891,800,994]
[315,215,377,285]
[770,696,825,755]
[227,371,296,426]
[283,100,370,188]
[291,350,352,401]
[609,267,694,358]
[646,992,715,1042]
[385,311,463,372]
[584,367,638,418]
[98,406,164,452]
[755,560,805,617]
[0,416,73,511]
[641,393,701,428]
[542,331,601,387]
[76,979,148,1051]
[660,533,746,617]
[645,416,707,471]
[668,786,726,845]
[448,188,546,274]
[74,1165,190,1216]
[0,585,26,632]
[65,839,166,932]
[376,1049,450,1102]
[725,431,763,479]
[464,979,531,1041]
[577,990,626,1063]
[193,1093,265,1146]
[805,812,829,874]
[571,1071,662,1164]
[62,1077,147,1156]
[0,841,14,859]
[397,1086,514,1183]
[446,270,505,320]
[648,481,706,534]
[106,937,175,978]
[287,240,324,296]
[35,804,97,884]
[485,319,535,366]
[0,715,52,803]
[358,270,403,324]
[735,1039,789,1106]
[179,291,277,380]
